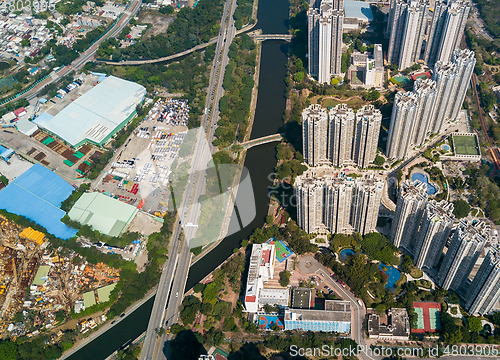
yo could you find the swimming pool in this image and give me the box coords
[340,248,354,261]
[411,173,437,195]
[379,262,401,289]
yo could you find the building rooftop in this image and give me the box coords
[33,76,146,148]
[368,308,410,339]
[285,303,351,322]
[292,288,312,309]
[68,192,139,237]
[344,0,373,22]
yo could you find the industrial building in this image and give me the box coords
[68,192,139,237]
[33,76,146,148]
[0,164,77,239]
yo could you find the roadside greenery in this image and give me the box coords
[115,0,224,60]
[60,183,90,212]
[213,34,256,147]
[465,164,500,223]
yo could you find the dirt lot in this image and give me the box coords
[139,10,174,38]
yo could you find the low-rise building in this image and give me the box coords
[284,300,351,333]
[368,308,410,340]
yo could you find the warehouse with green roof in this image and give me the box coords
[33,76,146,148]
[68,192,138,237]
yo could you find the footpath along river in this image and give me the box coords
[67,0,290,358]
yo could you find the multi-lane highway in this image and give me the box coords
[139,0,239,358]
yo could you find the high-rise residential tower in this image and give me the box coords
[398,0,429,70]
[350,177,384,235]
[302,104,329,166]
[387,49,475,159]
[424,0,470,66]
[466,247,500,315]
[386,91,418,159]
[411,78,437,146]
[430,49,475,133]
[301,104,381,167]
[435,0,470,64]
[294,169,383,235]
[413,200,455,270]
[387,0,408,64]
[390,180,428,252]
[353,105,382,169]
[308,0,344,83]
[438,219,488,291]
[328,104,355,167]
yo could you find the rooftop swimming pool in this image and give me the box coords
[412,173,437,195]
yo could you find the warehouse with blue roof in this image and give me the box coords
[0,164,77,239]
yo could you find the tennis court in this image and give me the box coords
[414,307,425,330]
[412,302,441,333]
[269,239,293,263]
[453,134,480,156]
[259,315,284,330]
[212,348,229,360]
[429,307,441,330]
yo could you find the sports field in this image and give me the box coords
[412,302,441,333]
[272,239,292,263]
[453,135,480,155]
[259,315,284,330]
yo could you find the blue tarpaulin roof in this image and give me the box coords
[0,145,14,160]
[0,164,77,239]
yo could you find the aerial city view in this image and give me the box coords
[1,0,500,358]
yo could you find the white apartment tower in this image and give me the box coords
[328,104,355,167]
[353,105,382,169]
[386,91,418,159]
[302,104,329,166]
[413,200,455,270]
[350,177,384,235]
[436,0,470,64]
[466,247,500,316]
[398,0,429,70]
[438,219,488,291]
[424,0,469,66]
[308,0,344,83]
[431,49,476,133]
[411,78,437,146]
[390,179,428,251]
[294,170,383,235]
[387,0,408,64]
[387,49,475,159]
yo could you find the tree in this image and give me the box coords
[279,270,291,287]
[468,316,483,333]
[363,90,380,101]
[401,255,413,274]
[453,199,471,218]
[266,215,274,226]
[159,5,174,14]
[293,71,305,82]
[21,38,30,47]
[193,283,205,293]
[0,341,17,360]
[448,290,460,304]
[375,304,386,313]
[374,155,385,166]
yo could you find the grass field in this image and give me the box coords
[453,135,480,155]
[322,97,367,110]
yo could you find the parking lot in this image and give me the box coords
[95,99,191,216]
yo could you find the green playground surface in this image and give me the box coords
[415,307,425,329]
[453,135,480,155]
[429,307,440,330]
[275,241,291,262]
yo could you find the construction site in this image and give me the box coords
[0,215,120,338]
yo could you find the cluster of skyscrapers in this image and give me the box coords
[387,0,469,70]
[307,0,344,83]
[391,180,498,315]
[294,168,383,235]
[302,104,382,168]
[386,49,475,159]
